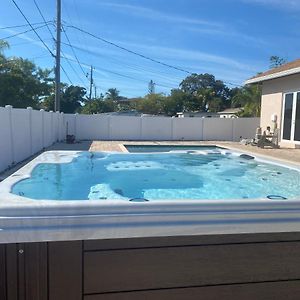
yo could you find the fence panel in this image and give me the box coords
[203,118,234,141]
[11,108,31,163]
[233,117,260,141]
[0,107,13,171]
[141,117,173,140]
[172,118,203,140]
[76,115,110,140]
[110,116,141,140]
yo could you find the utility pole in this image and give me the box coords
[54,0,61,112]
[89,65,94,100]
[94,85,97,99]
[148,80,155,94]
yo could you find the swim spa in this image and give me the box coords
[2,148,300,299]
[0,147,300,244]
[9,149,300,201]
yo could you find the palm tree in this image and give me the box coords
[231,84,261,117]
[105,88,120,101]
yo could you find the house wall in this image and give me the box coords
[261,73,300,148]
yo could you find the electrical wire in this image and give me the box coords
[61,41,181,87]
[62,26,89,80]
[11,0,55,57]
[65,23,243,88]
[0,21,53,30]
[1,24,49,40]
[61,41,182,85]
[61,64,73,85]
[61,55,175,89]
[32,0,89,88]
[32,0,55,43]
[66,24,192,75]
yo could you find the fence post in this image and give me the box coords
[56,111,60,142]
[40,109,45,149]
[5,105,14,165]
[108,116,111,140]
[139,117,143,140]
[202,118,205,141]
[49,110,54,144]
[171,118,175,140]
[60,112,64,141]
[27,107,33,155]
[74,113,78,140]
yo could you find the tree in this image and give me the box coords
[136,93,165,115]
[0,57,53,108]
[270,56,286,69]
[81,98,116,114]
[105,88,120,101]
[179,73,230,112]
[42,85,86,113]
[231,84,261,117]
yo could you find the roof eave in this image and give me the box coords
[245,67,300,85]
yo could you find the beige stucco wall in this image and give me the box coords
[261,73,300,148]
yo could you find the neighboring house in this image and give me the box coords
[176,112,220,118]
[245,58,300,148]
[217,108,243,118]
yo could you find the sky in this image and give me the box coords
[1,0,300,98]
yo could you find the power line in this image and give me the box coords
[11,0,55,57]
[61,54,89,89]
[33,0,56,42]
[0,21,53,30]
[66,24,243,88]
[66,24,192,75]
[62,26,89,80]
[61,64,73,85]
[61,41,181,87]
[61,54,175,89]
[32,0,88,91]
[9,38,53,47]
[1,23,49,40]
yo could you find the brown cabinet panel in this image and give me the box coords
[84,280,300,300]
[0,244,7,300]
[84,232,300,251]
[24,243,48,300]
[5,244,18,300]
[48,241,83,300]
[84,241,300,294]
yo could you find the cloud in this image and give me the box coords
[94,1,222,28]
[106,39,262,72]
[241,0,300,11]
[185,26,268,49]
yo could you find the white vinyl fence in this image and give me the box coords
[0,106,65,173]
[64,114,260,142]
[0,106,260,173]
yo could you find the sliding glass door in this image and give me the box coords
[282,92,300,143]
[294,92,300,142]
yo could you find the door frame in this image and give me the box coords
[281,91,300,145]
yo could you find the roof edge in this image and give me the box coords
[245,66,300,85]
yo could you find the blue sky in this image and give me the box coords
[1,0,300,97]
